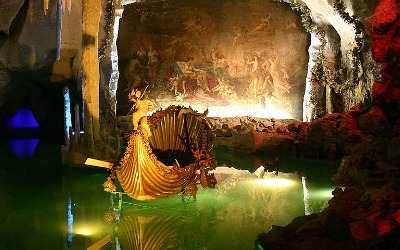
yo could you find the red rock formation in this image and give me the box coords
[256,1,400,249]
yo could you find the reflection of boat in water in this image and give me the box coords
[96,167,305,250]
[117,212,185,249]
[104,106,217,200]
[118,212,183,249]
[101,194,218,250]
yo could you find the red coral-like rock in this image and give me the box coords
[349,220,377,241]
[376,219,395,236]
[371,0,398,28]
[393,209,400,223]
[358,107,390,134]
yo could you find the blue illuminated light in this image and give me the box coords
[64,87,72,133]
[6,138,40,158]
[67,197,74,246]
[4,108,39,129]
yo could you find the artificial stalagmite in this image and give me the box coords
[82,0,101,149]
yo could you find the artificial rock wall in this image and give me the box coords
[0,0,385,138]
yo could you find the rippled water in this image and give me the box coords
[0,138,339,250]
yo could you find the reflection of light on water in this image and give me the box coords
[67,196,96,239]
[6,138,40,159]
[302,176,311,215]
[75,229,92,236]
[109,167,304,249]
[212,167,302,206]
[250,166,296,187]
[206,101,292,119]
[62,164,337,250]
[249,178,296,187]
[73,217,104,236]
[67,197,73,246]
[312,189,334,199]
[74,224,100,236]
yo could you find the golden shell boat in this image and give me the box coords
[105,105,217,200]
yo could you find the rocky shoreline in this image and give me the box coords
[115,98,400,249]
[253,5,400,249]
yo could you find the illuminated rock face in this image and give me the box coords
[256,1,400,248]
[0,0,385,136]
[0,1,70,138]
[0,0,24,36]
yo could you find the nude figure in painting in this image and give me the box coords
[125,58,147,91]
[251,15,272,33]
[147,46,159,87]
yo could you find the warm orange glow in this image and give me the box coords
[74,225,100,236]
[206,98,293,119]
[76,230,91,236]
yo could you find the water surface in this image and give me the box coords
[0,138,339,250]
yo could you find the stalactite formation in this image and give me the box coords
[67,0,72,15]
[57,0,63,60]
[43,0,49,15]
[333,0,365,84]
[309,28,328,119]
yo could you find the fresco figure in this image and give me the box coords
[210,44,227,70]
[147,46,159,87]
[175,57,196,76]
[125,58,147,91]
[172,58,196,95]
[232,26,248,45]
[247,54,261,97]
[260,58,274,96]
[285,20,298,29]
[251,15,272,33]
[269,56,291,96]
[137,46,147,66]
[168,75,182,95]
[195,69,211,92]
[247,55,260,73]
[184,18,206,35]
[212,78,238,101]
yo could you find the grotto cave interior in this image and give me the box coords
[0,0,400,249]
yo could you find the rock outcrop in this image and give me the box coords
[256,1,400,248]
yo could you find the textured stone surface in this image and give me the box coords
[256,2,400,248]
[0,0,382,138]
[0,1,58,123]
[358,107,390,134]
[0,0,24,36]
[388,137,400,166]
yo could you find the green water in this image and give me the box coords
[0,138,339,250]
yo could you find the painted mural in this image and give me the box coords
[117,0,309,119]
